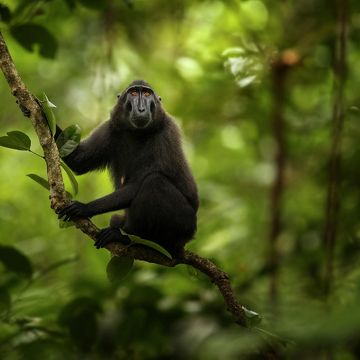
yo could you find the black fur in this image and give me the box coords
[57,80,199,256]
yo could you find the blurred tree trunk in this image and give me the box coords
[323,0,349,298]
[268,57,287,304]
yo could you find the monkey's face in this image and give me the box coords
[124,85,156,129]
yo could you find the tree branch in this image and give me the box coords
[0,29,278,360]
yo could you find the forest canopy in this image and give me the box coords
[1,0,360,359]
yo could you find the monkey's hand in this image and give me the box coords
[58,201,90,221]
[18,103,31,117]
[17,99,46,118]
[94,227,131,249]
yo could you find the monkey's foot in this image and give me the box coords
[94,226,131,249]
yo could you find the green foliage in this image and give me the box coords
[41,92,57,136]
[243,306,262,329]
[187,265,208,280]
[1,0,360,359]
[58,296,101,326]
[60,160,78,195]
[27,173,74,200]
[26,173,49,191]
[120,229,172,259]
[255,328,289,349]
[0,245,32,278]
[59,218,75,228]
[58,297,101,351]
[10,24,57,59]
[106,255,134,282]
[77,0,106,11]
[56,124,81,195]
[0,131,31,150]
[0,98,79,202]
[56,124,81,158]
[0,4,11,23]
[0,287,11,313]
[63,0,76,10]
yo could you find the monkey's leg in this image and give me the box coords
[110,214,126,228]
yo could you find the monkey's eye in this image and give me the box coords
[132,91,138,96]
[144,92,150,96]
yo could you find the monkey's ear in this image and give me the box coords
[159,96,162,102]
[117,93,121,98]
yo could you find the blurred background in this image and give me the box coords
[1,0,360,359]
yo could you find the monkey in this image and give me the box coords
[54,80,199,257]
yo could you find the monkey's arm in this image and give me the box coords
[56,121,112,175]
[20,107,110,175]
[58,182,138,221]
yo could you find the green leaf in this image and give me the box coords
[187,265,208,280]
[255,328,289,348]
[27,174,49,191]
[59,218,75,228]
[34,256,78,280]
[120,229,141,242]
[77,0,106,11]
[63,0,76,9]
[10,24,57,59]
[106,256,134,283]
[0,4,11,23]
[27,174,73,199]
[243,306,262,328]
[42,92,57,136]
[58,298,100,350]
[0,245,33,278]
[0,322,19,344]
[123,0,133,9]
[132,238,173,259]
[120,229,173,259]
[0,131,31,151]
[13,0,39,17]
[69,310,97,351]
[58,297,101,328]
[56,125,81,158]
[0,136,26,150]
[0,287,11,313]
[7,131,31,149]
[60,160,78,195]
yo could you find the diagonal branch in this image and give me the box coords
[0,29,278,359]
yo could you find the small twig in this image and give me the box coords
[29,149,45,159]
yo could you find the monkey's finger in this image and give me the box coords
[96,234,112,249]
[59,211,73,221]
[97,231,116,249]
[61,211,79,222]
[95,229,108,241]
[58,203,75,219]
[94,230,110,248]
[95,228,107,237]
[59,205,82,221]
[58,212,69,221]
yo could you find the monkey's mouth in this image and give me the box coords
[131,115,152,129]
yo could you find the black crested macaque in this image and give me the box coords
[57,80,199,256]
